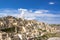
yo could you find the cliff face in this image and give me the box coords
[0,16,56,40]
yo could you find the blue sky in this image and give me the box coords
[0,0,60,24]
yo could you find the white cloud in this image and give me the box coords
[0,9,19,17]
[18,8,28,18]
[18,8,60,24]
[49,2,55,5]
[34,10,49,13]
[0,8,60,24]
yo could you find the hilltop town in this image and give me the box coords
[0,16,58,40]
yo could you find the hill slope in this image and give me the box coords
[0,16,56,40]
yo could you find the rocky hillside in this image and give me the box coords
[0,16,57,40]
